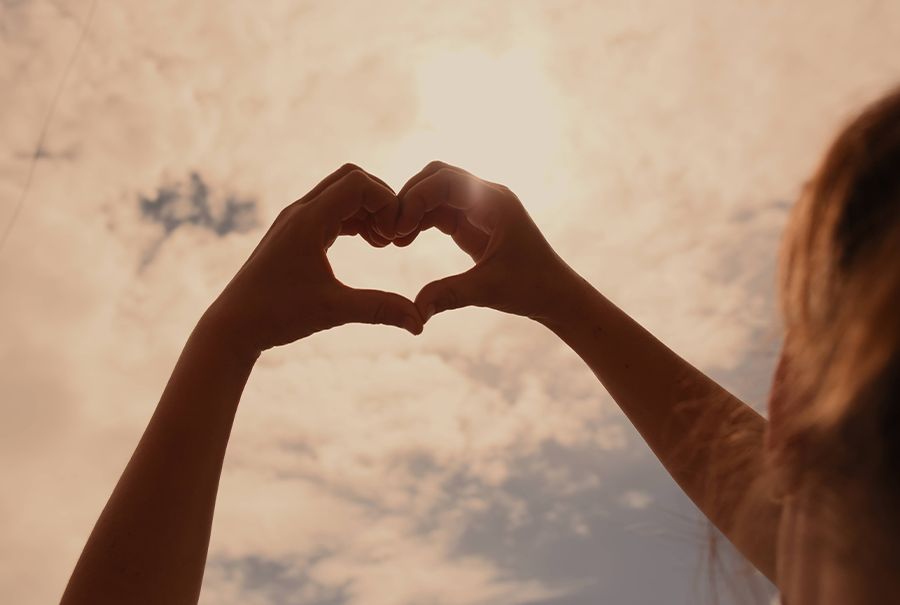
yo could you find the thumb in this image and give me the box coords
[336,287,424,335]
[415,266,487,322]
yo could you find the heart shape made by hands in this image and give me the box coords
[323,161,566,330]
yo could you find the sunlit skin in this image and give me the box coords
[397,162,900,605]
[58,161,895,605]
[396,161,780,578]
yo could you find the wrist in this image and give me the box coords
[194,302,263,367]
[532,262,596,333]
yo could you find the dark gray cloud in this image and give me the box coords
[139,172,258,266]
[204,552,349,605]
[214,433,774,605]
[443,439,773,605]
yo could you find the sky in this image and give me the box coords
[2,0,900,604]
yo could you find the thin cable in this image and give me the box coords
[0,0,99,258]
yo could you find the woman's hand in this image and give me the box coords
[203,164,424,358]
[393,161,589,326]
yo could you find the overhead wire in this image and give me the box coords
[0,0,99,258]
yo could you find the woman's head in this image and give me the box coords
[773,86,900,533]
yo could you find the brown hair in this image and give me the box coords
[774,86,900,548]
[695,87,900,605]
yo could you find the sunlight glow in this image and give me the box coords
[385,46,568,215]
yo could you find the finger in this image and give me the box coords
[396,160,474,200]
[315,169,399,245]
[321,169,396,220]
[339,218,365,237]
[348,207,390,242]
[366,172,395,194]
[396,161,467,236]
[253,165,373,261]
[393,206,489,259]
[395,185,426,238]
[365,215,392,247]
[402,167,503,234]
[298,163,394,207]
[347,171,398,239]
[339,217,375,243]
[396,161,508,241]
[391,204,447,248]
[334,285,424,335]
[427,206,490,260]
[359,229,389,247]
[339,217,392,248]
[356,171,401,239]
[392,204,447,247]
[414,265,489,322]
[392,230,421,248]
[295,163,365,207]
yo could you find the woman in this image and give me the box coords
[60,88,900,604]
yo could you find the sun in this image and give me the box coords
[384,45,567,217]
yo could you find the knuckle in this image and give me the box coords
[496,188,521,210]
[274,205,293,223]
[340,162,363,173]
[493,182,518,202]
[439,179,452,204]
[371,301,388,325]
[275,202,305,227]
[425,160,447,172]
[445,286,459,309]
[343,168,370,189]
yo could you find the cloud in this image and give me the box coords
[620,490,653,511]
[138,171,258,267]
[6,0,900,604]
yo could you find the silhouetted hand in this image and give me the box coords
[394,161,588,325]
[203,164,424,357]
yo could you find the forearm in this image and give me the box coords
[542,278,779,580]
[60,315,258,605]
[56,164,424,604]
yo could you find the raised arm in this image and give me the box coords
[59,165,423,605]
[395,161,782,582]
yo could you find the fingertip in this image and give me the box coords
[369,173,396,195]
[414,291,437,323]
[372,205,401,241]
[415,269,480,318]
[392,230,420,248]
[395,221,415,238]
[366,217,392,247]
[402,315,424,336]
